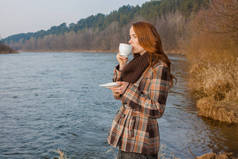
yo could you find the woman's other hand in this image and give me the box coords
[116,54,128,71]
[110,81,129,99]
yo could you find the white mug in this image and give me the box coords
[119,43,132,57]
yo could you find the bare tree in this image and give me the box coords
[195,0,238,43]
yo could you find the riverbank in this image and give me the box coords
[16,49,184,55]
[196,152,238,159]
[187,54,238,124]
[19,49,118,53]
[0,43,17,54]
[182,0,238,124]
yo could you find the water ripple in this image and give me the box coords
[0,52,237,159]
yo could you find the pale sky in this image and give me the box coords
[0,0,149,39]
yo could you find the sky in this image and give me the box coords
[0,0,149,39]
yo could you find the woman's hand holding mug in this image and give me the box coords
[116,54,128,71]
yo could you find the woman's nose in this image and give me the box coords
[128,39,132,44]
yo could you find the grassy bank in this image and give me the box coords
[187,47,238,123]
[183,0,238,123]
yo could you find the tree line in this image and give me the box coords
[1,0,208,52]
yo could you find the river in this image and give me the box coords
[0,52,237,159]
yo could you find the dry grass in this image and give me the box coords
[189,53,238,102]
[183,31,238,123]
[195,152,238,159]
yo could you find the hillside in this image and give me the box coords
[1,0,208,52]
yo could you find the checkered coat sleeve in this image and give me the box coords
[108,62,170,155]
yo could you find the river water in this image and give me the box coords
[0,52,237,159]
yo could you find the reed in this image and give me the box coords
[184,31,238,123]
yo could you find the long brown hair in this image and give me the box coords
[132,21,176,86]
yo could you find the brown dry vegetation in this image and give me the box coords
[183,0,238,123]
[0,43,17,54]
[196,152,238,159]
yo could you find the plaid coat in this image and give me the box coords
[107,61,170,155]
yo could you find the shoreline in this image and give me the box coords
[18,49,117,53]
[0,51,18,54]
[196,97,238,124]
[187,58,238,124]
[196,152,238,159]
[15,49,185,55]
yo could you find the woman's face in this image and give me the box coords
[128,26,145,54]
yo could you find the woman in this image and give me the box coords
[107,21,174,159]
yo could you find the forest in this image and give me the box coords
[1,0,207,52]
